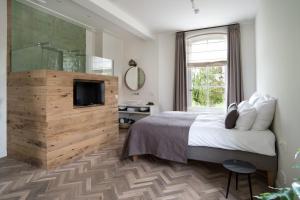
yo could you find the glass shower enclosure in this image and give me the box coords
[11,42,86,73]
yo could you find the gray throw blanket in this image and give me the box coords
[121,112,198,163]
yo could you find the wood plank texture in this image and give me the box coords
[7,70,119,169]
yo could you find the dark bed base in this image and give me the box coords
[131,146,278,186]
[188,146,277,186]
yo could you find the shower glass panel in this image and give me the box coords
[12,44,63,72]
[11,43,86,72]
[63,51,86,73]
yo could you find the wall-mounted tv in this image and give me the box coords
[73,79,105,107]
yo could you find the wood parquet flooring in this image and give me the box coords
[0,130,268,200]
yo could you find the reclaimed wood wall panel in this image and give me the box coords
[8,71,47,167]
[8,70,119,169]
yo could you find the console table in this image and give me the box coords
[118,105,159,128]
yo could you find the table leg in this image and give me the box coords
[236,173,238,190]
[226,171,232,198]
[132,155,139,161]
[248,174,253,200]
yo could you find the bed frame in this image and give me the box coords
[132,146,278,186]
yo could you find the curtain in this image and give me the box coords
[227,24,243,106]
[174,32,187,111]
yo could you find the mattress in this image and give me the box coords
[188,113,276,156]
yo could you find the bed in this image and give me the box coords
[121,111,277,186]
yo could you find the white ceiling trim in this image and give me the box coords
[72,0,154,40]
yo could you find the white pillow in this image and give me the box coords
[249,92,262,105]
[251,96,276,131]
[235,102,257,131]
[237,100,249,111]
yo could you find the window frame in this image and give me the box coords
[186,33,228,113]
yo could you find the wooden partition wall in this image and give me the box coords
[7,70,119,169]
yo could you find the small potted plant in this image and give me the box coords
[255,149,300,200]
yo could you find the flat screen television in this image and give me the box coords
[73,79,105,107]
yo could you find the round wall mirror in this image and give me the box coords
[125,67,145,91]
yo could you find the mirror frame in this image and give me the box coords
[124,66,146,91]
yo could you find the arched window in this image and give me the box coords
[186,33,227,112]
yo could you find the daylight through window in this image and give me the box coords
[186,33,227,112]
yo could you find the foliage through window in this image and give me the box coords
[186,33,227,112]
[190,66,225,107]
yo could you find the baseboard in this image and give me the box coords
[0,149,7,158]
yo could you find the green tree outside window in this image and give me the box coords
[191,66,225,107]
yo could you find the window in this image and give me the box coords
[186,33,227,112]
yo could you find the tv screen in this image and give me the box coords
[73,79,105,107]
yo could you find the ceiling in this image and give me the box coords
[25,0,258,39]
[24,0,135,38]
[109,0,258,33]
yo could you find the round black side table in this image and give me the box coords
[223,159,256,200]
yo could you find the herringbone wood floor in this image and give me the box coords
[0,130,268,200]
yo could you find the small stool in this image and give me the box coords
[223,159,256,200]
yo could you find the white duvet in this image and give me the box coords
[187,113,276,156]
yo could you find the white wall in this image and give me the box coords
[86,29,96,57]
[95,32,103,57]
[0,0,7,158]
[240,21,256,99]
[157,33,175,111]
[98,31,159,106]
[155,23,256,111]
[100,21,256,111]
[256,0,300,185]
[93,31,158,105]
[102,32,124,101]
[121,36,159,105]
[85,29,96,72]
